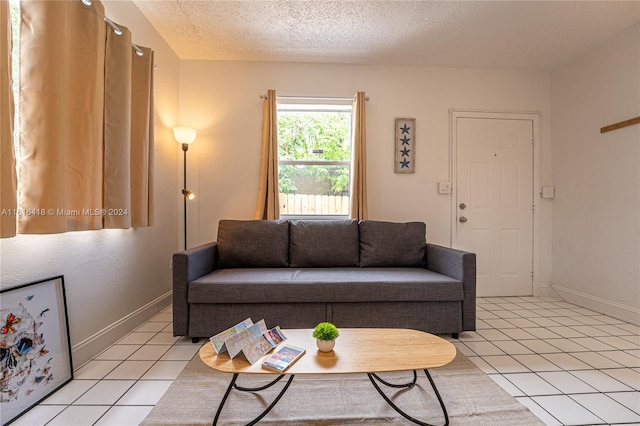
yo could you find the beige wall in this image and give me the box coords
[178,60,554,293]
[0,1,181,366]
[550,23,640,323]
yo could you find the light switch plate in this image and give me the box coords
[438,181,451,194]
[541,186,555,199]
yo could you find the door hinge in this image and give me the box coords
[532,204,535,214]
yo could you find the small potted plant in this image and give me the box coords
[312,322,339,352]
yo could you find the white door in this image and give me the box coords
[454,114,534,296]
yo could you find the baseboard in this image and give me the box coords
[72,291,172,369]
[549,284,640,325]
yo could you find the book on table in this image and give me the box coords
[262,344,306,373]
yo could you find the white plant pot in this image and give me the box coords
[316,339,335,352]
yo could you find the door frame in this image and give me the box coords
[449,109,541,295]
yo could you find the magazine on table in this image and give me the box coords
[262,344,306,372]
[209,318,253,354]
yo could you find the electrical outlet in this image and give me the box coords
[438,181,451,194]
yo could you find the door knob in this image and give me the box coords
[459,216,467,223]
[459,203,467,210]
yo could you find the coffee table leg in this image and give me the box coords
[213,373,296,426]
[367,369,449,426]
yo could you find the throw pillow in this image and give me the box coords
[289,219,359,267]
[359,220,426,267]
[217,220,289,268]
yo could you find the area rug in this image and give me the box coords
[141,350,544,425]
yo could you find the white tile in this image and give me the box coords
[516,397,562,426]
[618,323,640,334]
[532,395,603,426]
[141,360,189,379]
[116,380,173,405]
[571,370,633,392]
[462,341,504,356]
[546,326,586,338]
[592,315,626,325]
[528,317,562,327]
[596,336,639,350]
[511,309,542,318]
[573,315,607,325]
[489,374,525,396]
[74,380,135,405]
[548,316,584,326]
[620,334,640,345]
[497,328,538,340]
[503,373,561,396]
[467,356,497,374]
[95,405,154,426]
[512,354,563,372]
[608,391,640,414]
[74,360,120,379]
[522,327,562,339]
[505,318,539,328]
[475,329,512,341]
[544,338,589,353]
[569,337,616,352]
[147,332,180,345]
[10,405,66,426]
[537,371,598,394]
[571,393,640,424]
[136,321,169,332]
[540,353,591,371]
[103,360,155,379]
[47,405,110,426]
[174,336,197,345]
[492,310,522,319]
[118,331,157,345]
[601,350,640,367]
[482,318,515,329]
[453,342,476,357]
[94,344,141,361]
[128,344,172,360]
[569,325,615,337]
[602,368,640,390]
[160,344,200,361]
[519,339,563,354]
[41,379,97,404]
[569,351,623,369]
[492,340,533,355]
[482,355,529,373]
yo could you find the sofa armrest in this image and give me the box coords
[425,243,476,332]
[172,242,218,336]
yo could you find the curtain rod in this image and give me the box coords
[82,0,148,60]
[260,94,370,102]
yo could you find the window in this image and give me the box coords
[277,102,353,217]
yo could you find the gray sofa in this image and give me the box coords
[172,219,476,341]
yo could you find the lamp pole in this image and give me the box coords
[183,143,188,251]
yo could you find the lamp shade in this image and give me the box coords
[173,127,197,144]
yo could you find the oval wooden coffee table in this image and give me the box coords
[199,328,457,426]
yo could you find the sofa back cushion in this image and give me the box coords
[217,220,289,268]
[289,219,360,267]
[359,220,426,267]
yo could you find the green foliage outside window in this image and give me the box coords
[278,111,351,196]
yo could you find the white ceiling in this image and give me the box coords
[132,0,640,71]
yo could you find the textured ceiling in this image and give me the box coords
[132,0,640,70]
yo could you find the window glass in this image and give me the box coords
[277,103,352,217]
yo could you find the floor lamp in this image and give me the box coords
[174,127,197,250]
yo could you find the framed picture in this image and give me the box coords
[1,276,73,425]
[394,118,416,174]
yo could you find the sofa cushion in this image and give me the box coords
[359,220,426,267]
[189,268,463,304]
[289,220,359,267]
[217,220,289,268]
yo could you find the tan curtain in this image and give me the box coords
[130,46,154,227]
[19,0,105,233]
[254,89,280,219]
[350,91,368,220]
[17,0,154,234]
[104,22,132,229]
[0,1,17,238]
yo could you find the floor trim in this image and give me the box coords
[72,291,172,368]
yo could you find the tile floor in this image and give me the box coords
[10,297,640,425]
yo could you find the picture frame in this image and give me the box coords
[394,118,416,174]
[1,276,73,425]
